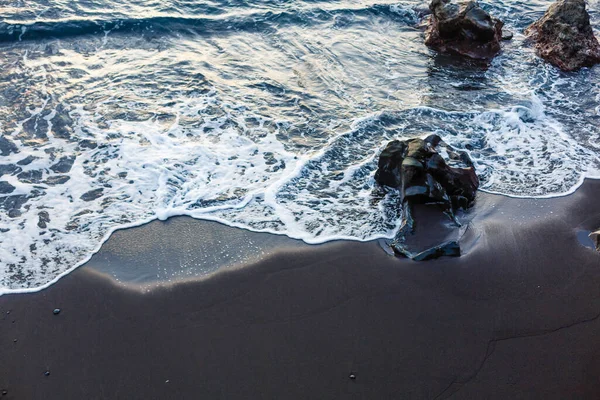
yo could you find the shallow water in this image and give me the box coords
[0,0,599,291]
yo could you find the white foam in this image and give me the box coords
[3,89,600,294]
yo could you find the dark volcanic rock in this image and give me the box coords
[375,134,479,259]
[525,0,600,71]
[376,134,479,216]
[80,188,104,202]
[425,0,504,60]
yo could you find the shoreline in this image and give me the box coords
[4,175,600,296]
[1,179,600,398]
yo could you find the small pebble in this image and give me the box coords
[349,374,356,380]
[13,339,17,343]
[53,309,61,315]
[6,311,10,315]
[2,390,7,395]
[44,371,50,377]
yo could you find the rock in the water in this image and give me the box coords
[376,134,478,218]
[525,0,600,71]
[53,308,61,315]
[375,134,478,259]
[424,0,504,60]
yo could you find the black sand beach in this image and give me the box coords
[2,181,600,399]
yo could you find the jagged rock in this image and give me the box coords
[525,0,600,71]
[376,134,479,218]
[375,134,479,259]
[425,0,504,59]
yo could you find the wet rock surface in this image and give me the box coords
[375,134,479,260]
[525,0,600,71]
[424,0,504,60]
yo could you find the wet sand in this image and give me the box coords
[1,181,600,399]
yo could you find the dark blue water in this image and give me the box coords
[0,0,599,292]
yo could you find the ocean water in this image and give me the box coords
[0,0,599,292]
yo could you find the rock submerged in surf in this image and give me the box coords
[375,134,479,260]
[424,0,504,60]
[525,0,600,72]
